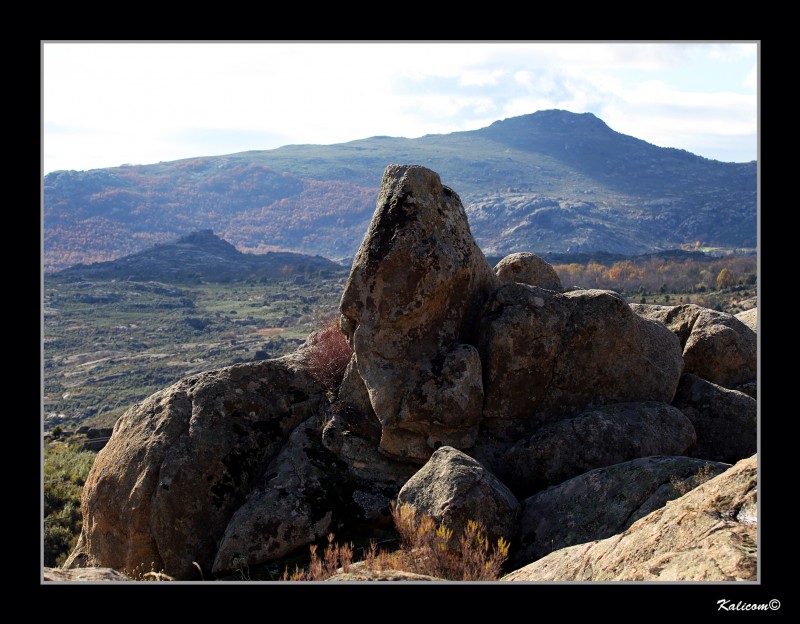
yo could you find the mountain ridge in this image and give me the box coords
[52,229,346,283]
[43,110,757,272]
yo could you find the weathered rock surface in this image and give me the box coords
[735,307,758,332]
[478,284,684,441]
[672,373,757,463]
[43,567,133,582]
[64,351,326,580]
[326,568,439,582]
[339,164,499,462]
[396,446,519,545]
[504,454,757,581]
[631,303,756,389]
[511,455,730,567]
[212,415,415,575]
[494,252,562,291]
[497,402,697,496]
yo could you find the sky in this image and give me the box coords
[42,41,759,175]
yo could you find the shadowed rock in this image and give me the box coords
[504,454,756,581]
[511,455,730,567]
[339,164,500,462]
[497,402,697,496]
[672,373,757,463]
[64,352,326,580]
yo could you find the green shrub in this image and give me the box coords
[43,445,97,567]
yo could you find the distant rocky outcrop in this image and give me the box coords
[52,229,346,283]
[64,164,759,581]
[503,454,757,581]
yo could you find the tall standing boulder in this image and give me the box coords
[339,164,500,462]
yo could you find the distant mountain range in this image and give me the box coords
[51,230,346,283]
[43,109,757,272]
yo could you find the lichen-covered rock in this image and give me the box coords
[494,251,562,291]
[213,415,415,575]
[497,402,697,496]
[672,373,757,463]
[631,303,756,389]
[64,353,326,580]
[396,446,519,545]
[339,164,499,462]
[512,455,731,568]
[504,454,756,581]
[478,284,683,441]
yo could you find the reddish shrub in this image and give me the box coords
[306,317,353,391]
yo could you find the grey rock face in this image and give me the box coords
[64,354,326,579]
[478,284,684,441]
[494,252,563,291]
[498,402,697,496]
[631,303,757,389]
[213,413,417,575]
[512,455,731,568]
[504,455,756,582]
[672,373,757,463]
[396,446,519,545]
[339,164,499,462]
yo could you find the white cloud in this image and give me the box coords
[42,41,759,173]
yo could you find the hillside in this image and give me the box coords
[43,109,757,272]
[53,229,346,282]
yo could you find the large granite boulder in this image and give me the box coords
[339,164,499,462]
[497,402,697,496]
[672,373,757,463]
[63,351,326,580]
[212,414,414,575]
[512,455,730,567]
[478,284,684,441]
[503,454,757,581]
[631,303,756,389]
[494,252,562,291]
[396,446,519,546]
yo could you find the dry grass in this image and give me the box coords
[284,502,510,581]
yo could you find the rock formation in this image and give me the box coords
[503,454,757,581]
[63,164,759,581]
[396,446,519,545]
[511,455,730,567]
[339,164,499,461]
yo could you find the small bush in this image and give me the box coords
[305,317,353,391]
[283,502,510,581]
